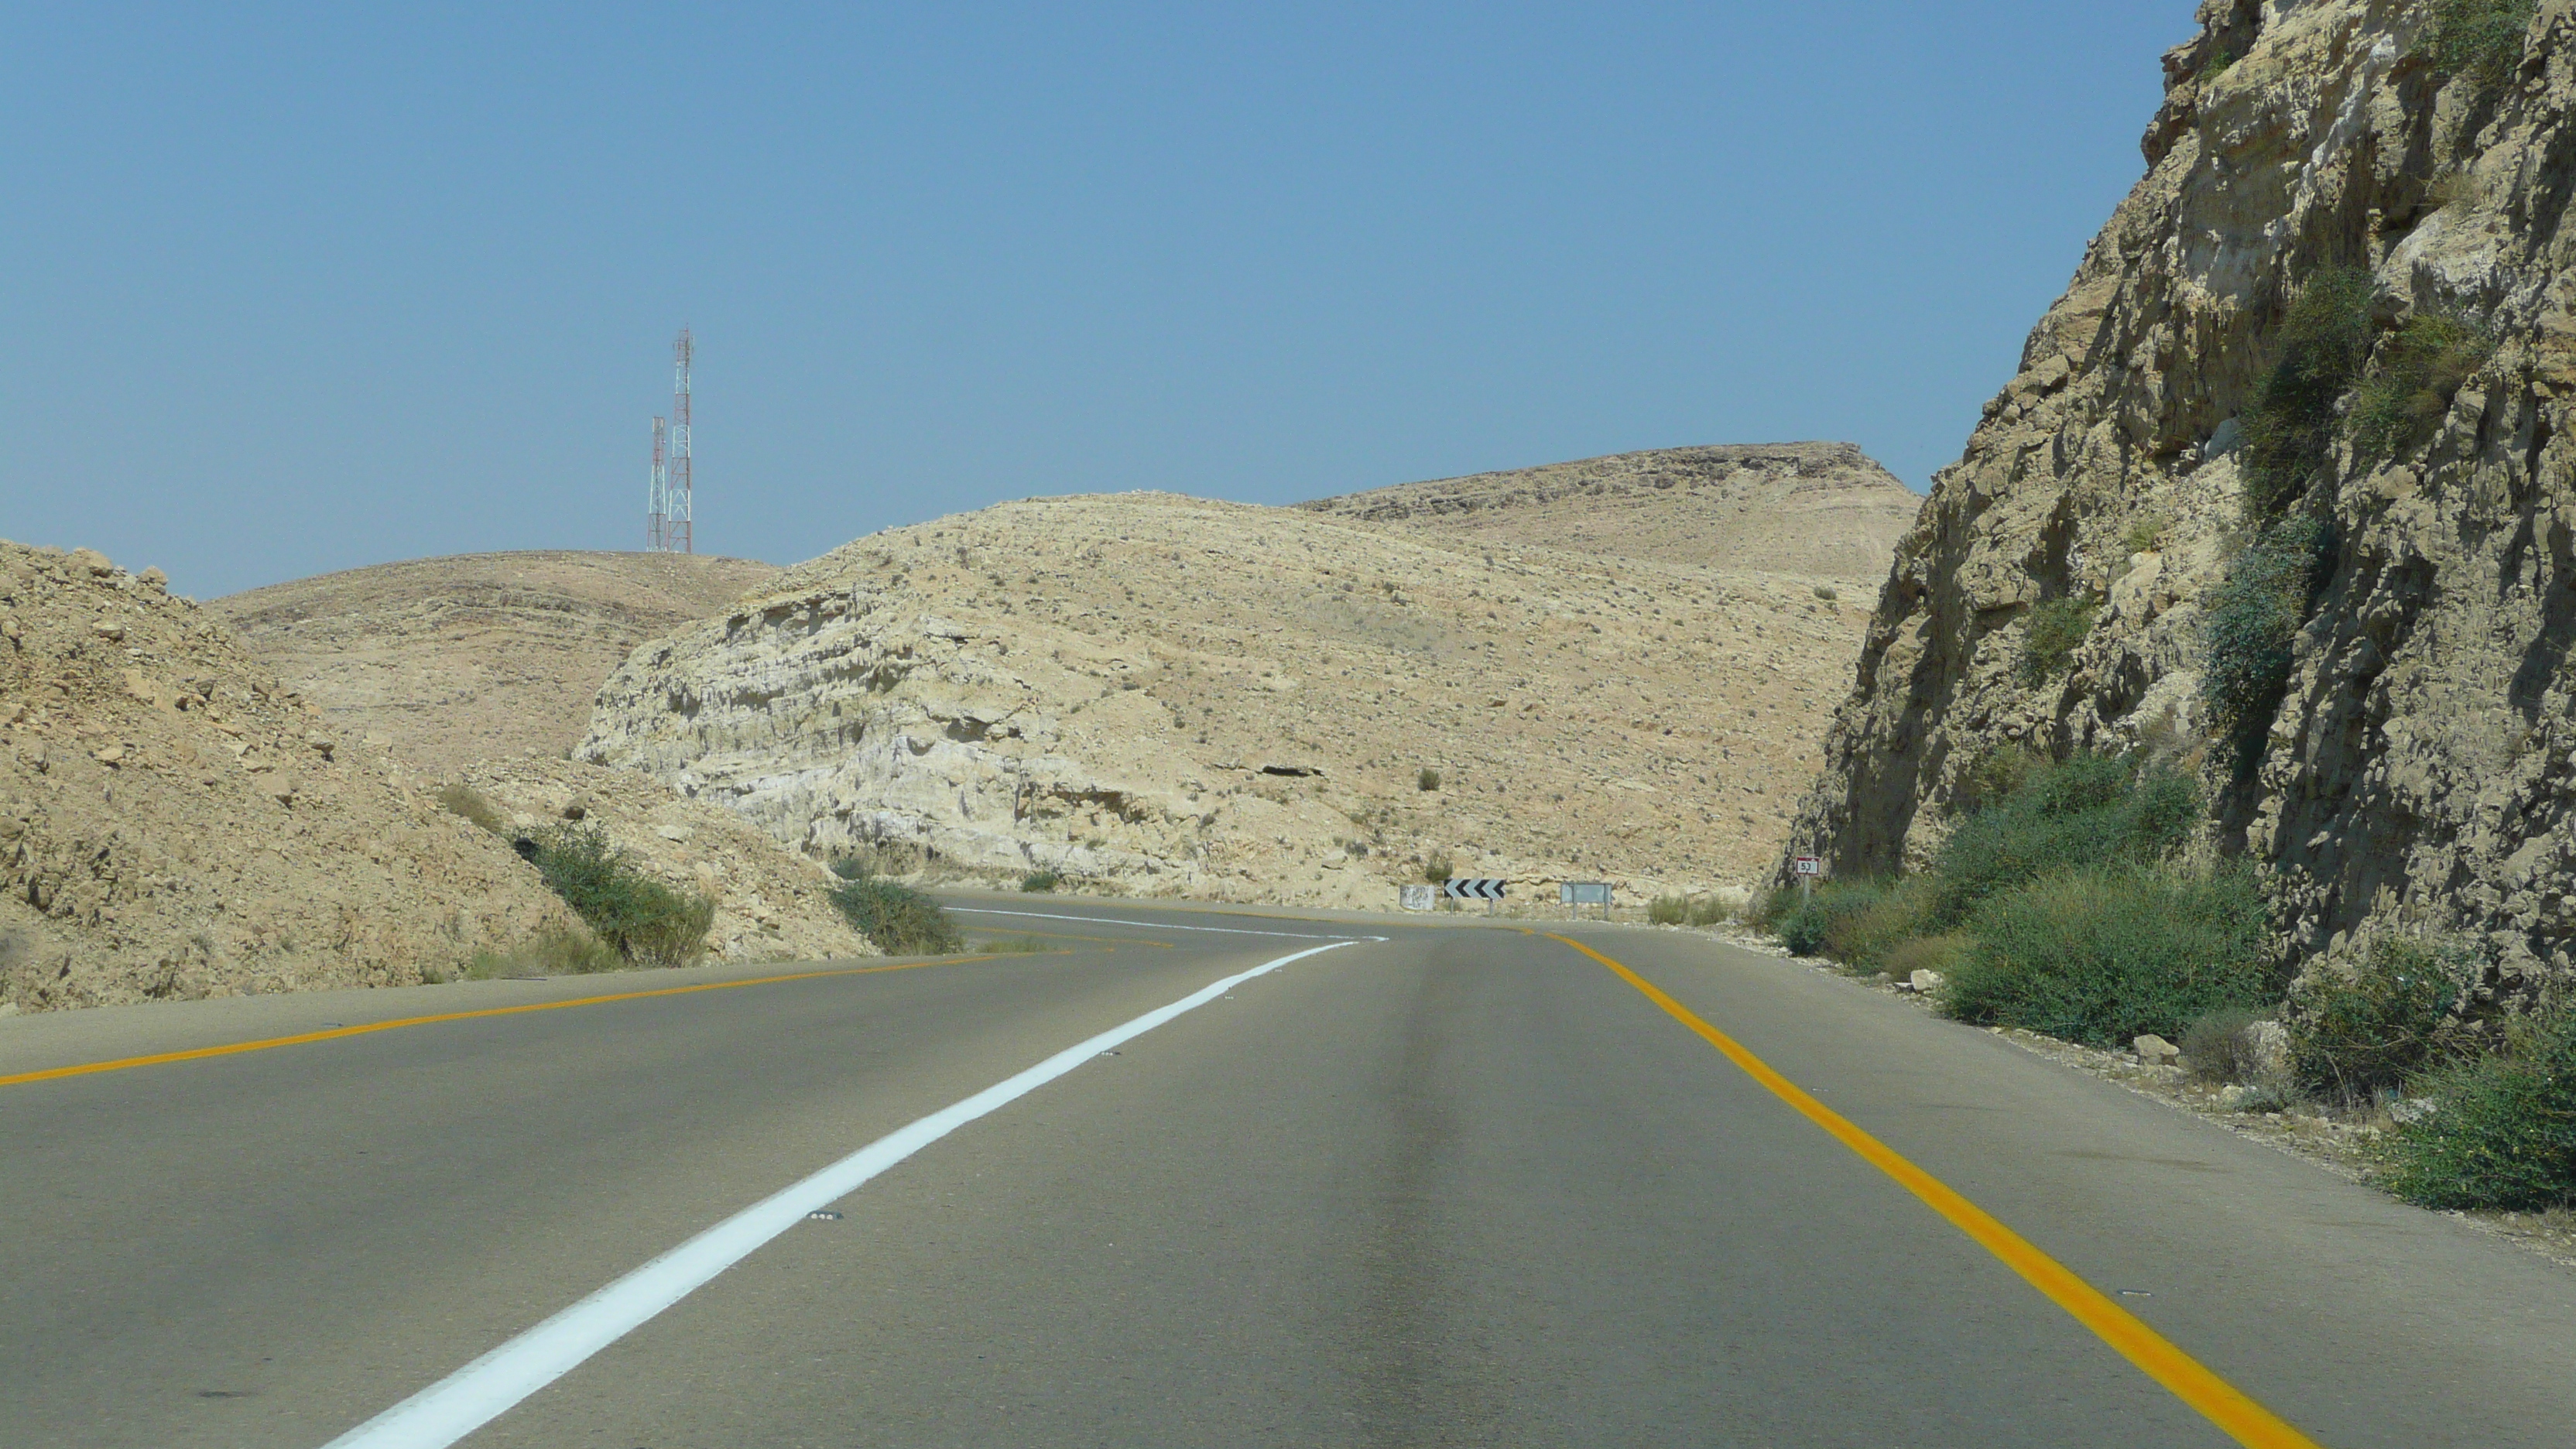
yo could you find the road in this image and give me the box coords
[5,895,2574,1447]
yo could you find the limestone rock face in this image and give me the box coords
[447,758,871,964]
[1786,1,2576,995]
[1299,443,1921,584]
[212,550,779,776]
[580,492,1871,906]
[0,540,575,1011]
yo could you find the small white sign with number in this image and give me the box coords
[1794,856,1823,877]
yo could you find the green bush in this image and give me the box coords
[1648,894,1689,926]
[2352,313,2492,462]
[1687,896,1731,927]
[1939,862,2274,1046]
[2019,598,2098,686]
[827,871,964,955]
[2201,516,2334,775]
[2376,1011,2576,1209]
[1927,752,2202,928]
[1776,878,1923,967]
[2239,267,2375,517]
[526,825,714,968]
[1423,855,1453,884]
[2287,935,2479,1098]
[2418,0,2537,85]
[1021,869,1062,893]
[1418,767,1441,792]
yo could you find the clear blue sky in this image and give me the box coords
[3,4,2193,598]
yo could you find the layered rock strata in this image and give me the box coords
[1787,1,2576,995]
[580,492,1872,906]
[1299,443,1922,584]
[212,550,779,776]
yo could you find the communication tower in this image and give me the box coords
[647,416,670,550]
[646,328,695,552]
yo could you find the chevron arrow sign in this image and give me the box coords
[1444,878,1508,900]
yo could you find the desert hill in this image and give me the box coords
[0,540,576,1011]
[211,550,778,776]
[578,491,1874,906]
[1298,443,1922,584]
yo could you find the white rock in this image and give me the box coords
[2133,1033,2181,1067]
[1909,968,1945,993]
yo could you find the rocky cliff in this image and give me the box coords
[0,541,576,1010]
[1788,0,2576,994]
[212,551,779,776]
[1299,443,1921,585]
[578,492,1872,906]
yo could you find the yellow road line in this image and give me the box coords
[973,927,1176,949]
[0,956,1001,1091]
[1548,933,2322,1449]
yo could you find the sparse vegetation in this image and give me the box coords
[2180,1007,2273,1085]
[1649,894,1689,926]
[2374,1007,2576,1208]
[2018,598,2098,686]
[1942,862,2274,1047]
[1813,585,1838,601]
[1422,855,1454,884]
[1769,753,2275,1046]
[826,867,963,955]
[2239,266,2375,518]
[1925,752,2202,930]
[2287,934,2481,1101]
[524,824,716,968]
[2201,515,2335,774]
[434,783,506,834]
[2417,0,2537,85]
[2351,313,2492,462]
[1418,767,1441,792]
[1020,868,1062,892]
[467,923,624,978]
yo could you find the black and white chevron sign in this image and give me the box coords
[1444,878,1508,901]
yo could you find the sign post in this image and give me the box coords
[1560,882,1612,920]
[1793,855,1823,903]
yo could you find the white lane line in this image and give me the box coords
[949,906,1382,941]
[320,938,1365,1449]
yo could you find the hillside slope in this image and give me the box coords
[1298,443,1922,584]
[1786,2,2576,995]
[579,492,1870,906]
[211,551,777,775]
[0,541,574,1011]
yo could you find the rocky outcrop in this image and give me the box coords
[1299,443,1922,584]
[212,550,778,776]
[580,492,1872,907]
[1787,1,2576,995]
[446,758,871,964]
[0,540,576,1011]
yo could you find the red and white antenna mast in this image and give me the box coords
[666,328,694,553]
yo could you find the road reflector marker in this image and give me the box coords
[317,938,1366,1449]
[1548,932,2323,1449]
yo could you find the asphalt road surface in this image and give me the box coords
[6,895,2575,1447]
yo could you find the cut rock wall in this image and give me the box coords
[0,541,574,1011]
[1787,0,2576,996]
